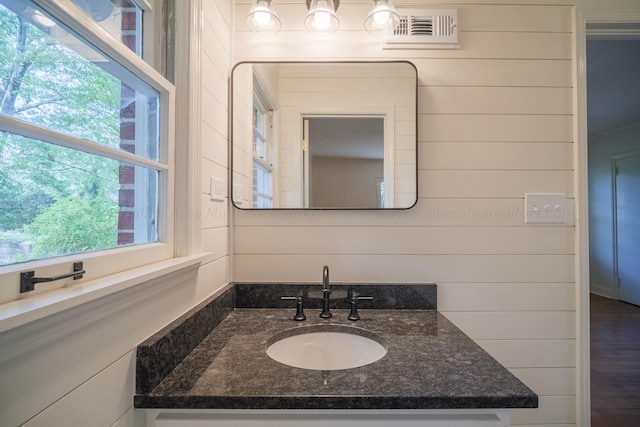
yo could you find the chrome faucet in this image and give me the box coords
[320,265,332,318]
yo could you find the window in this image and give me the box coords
[252,96,273,208]
[71,0,145,56]
[0,1,173,288]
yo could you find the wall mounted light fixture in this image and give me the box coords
[33,10,56,27]
[246,0,282,35]
[364,0,400,35]
[246,0,400,36]
[305,0,339,34]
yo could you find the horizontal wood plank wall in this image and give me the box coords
[202,0,233,246]
[233,1,575,425]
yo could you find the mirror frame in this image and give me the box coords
[230,60,418,210]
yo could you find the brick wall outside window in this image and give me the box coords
[118,0,139,245]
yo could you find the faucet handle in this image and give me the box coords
[347,295,373,321]
[281,296,306,321]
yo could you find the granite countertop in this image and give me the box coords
[134,284,537,410]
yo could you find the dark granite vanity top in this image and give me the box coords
[134,283,537,410]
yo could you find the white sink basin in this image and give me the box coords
[266,326,387,371]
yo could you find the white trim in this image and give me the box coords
[173,0,203,256]
[33,0,171,96]
[146,408,511,427]
[229,0,237,282]
[253,66,278,113]
[0,253,211,335]
[0,115,168,172]
[132,0,153,12]
[271,110,281,207]
[293,106,395,209]
[587,28,640,39]
[611,150,640,301]
[574,8,640,427]
[303,118,310,208]
[384,108,395,209]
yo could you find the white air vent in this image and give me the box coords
[384,9,458,49]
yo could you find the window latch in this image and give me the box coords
[20,262,85,293]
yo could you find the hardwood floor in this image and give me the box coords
[590,293,640,427]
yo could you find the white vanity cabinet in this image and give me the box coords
[146,409,511,427]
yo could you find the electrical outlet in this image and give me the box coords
[525,193,567,223]
[233,183,243,206]
[210,177,225,201]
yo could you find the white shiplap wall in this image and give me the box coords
[202,0,234,255]
[232,1,577,426]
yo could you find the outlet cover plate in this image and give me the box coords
[210,177,225,201]
[233,183,244,206]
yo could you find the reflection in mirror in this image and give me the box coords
[306,117,384,208]
[231,61,417,209]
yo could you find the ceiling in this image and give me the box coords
[586,39,640,136]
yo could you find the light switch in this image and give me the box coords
[210,177,225,201]
[525,193,567,223]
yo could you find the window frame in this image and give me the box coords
[252,92,274,208]
[0,0,176,304]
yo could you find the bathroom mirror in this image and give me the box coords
[231,61,417,209]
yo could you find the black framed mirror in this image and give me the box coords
[231,61,417,209]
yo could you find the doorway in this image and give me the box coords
[302,116,388,208]
[581,17,640,427]
[587,38,640,301]
[613,152,640,306]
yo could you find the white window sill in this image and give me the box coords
[0,253,212,334]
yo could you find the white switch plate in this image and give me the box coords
[210,177,225,201]
[525,193,567,223]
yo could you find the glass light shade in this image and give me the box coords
[305,0,339,34]
[247,0,281,35]
[33,10,56,27]
[364,0,399,35]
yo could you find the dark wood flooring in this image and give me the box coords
[590,293,640,427]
